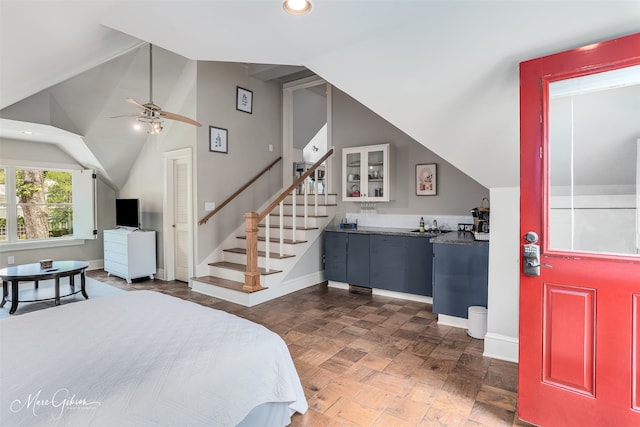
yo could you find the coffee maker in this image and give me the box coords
[471,198,490,233]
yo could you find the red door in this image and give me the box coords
[519,33,640,426]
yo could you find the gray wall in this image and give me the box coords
[195,61,283,264]
[331,88,489,215]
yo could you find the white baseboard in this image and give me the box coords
[327,281,433,304]
[87,259,104,271]
[437,314,468,329]
[483,332,519,363]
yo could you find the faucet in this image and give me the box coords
[432,219,438,230]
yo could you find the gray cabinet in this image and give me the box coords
[324,230,433,296]
[432,243,488,318]
[346,233,370,287]
[324,231,347,282]
[407,237,433,297]
[370,234,408,293]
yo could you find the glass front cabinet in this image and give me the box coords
[342,144,392,202]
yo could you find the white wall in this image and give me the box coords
[484,186,520,362]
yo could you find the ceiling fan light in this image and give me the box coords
[283,0,312,15]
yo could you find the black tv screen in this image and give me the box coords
[115,199,140,228]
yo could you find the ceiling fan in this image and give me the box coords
[112,44,202,134]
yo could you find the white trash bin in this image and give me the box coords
[467,306,487,339]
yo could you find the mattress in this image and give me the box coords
[0,290,308,426]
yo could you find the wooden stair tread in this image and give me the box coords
[237,235,307,244]
[257,224,318,231]
[223,247,295,259]
[209,261,282,275]
[282,202,337,207]
[191,276,268,293]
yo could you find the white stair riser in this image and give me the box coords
[209,266,245,282]
[272,204,329,216]
[266,216,323,228]
[284,194,336,205]
[222,251,289,269]
[257,228,308,241]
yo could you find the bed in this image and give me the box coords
[0,290,308,426]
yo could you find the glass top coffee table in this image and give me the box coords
[0,261,90,315]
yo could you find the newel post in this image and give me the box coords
[243,212,264,292]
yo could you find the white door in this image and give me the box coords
[164,148,193,283]
[173,158,189,282]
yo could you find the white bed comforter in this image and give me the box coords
[0,290,308,426]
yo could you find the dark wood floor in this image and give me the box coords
[87,270,533,427]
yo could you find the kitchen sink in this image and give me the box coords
[409,229,451,234]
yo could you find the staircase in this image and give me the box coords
[191,192,337,306]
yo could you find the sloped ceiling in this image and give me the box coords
[1,1,639,190]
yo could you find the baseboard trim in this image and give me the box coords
[327,281,433,304]
[437,314,468,329]
[484,332,519,363]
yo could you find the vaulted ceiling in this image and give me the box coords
[1,1,639,190]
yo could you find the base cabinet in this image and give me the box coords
[104,229,156,283]
[432,243,488,318]
[324,230,432,296]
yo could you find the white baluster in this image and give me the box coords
[303,179,308,230]
[265,213,270,272]
[279,200,284,258]
[292,191,297,243]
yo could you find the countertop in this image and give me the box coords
[325,226,488,245]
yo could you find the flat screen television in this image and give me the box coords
[115,198,140,228]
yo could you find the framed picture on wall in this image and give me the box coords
[209,126,228,153]
[416,164,437,195]
[236,86,253,114]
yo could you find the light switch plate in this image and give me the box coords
[205,202,216,211]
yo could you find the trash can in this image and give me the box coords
[467,306,487,339]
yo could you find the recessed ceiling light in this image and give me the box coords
[283,0,312,16]
[22,130,33,135]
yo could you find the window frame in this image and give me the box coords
[0,165,96,252]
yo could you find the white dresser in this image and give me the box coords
[103,229,156,283]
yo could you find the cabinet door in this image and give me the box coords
[347,233,370,286]
[370,234,408,292]
[324,231,347,282]
[433,243,489,317]
[364,146,388,201]
[407,237,433,296]
[342,144,391,202]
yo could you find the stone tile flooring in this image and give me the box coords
[87,271,533,426]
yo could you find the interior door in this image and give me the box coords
[519,33,640,426]
[173,158,190,282]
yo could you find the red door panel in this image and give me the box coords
[519,32,640,426]
[543,283,595,396]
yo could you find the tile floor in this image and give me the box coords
[87,271,534,427]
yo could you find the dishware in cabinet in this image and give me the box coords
[342,143,392,201]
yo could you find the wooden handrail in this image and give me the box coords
[199,156,282,225]
[243,149,334,292]
[257,149,334,222]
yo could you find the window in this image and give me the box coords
[0,166,96,247]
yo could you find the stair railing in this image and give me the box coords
[243,148,334,292]
[198,157,282,225]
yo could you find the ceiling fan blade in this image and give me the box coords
[159,110,202,127]
[127,98,146,109]
[110,113,142,119]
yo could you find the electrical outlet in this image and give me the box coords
[7,256,15,264]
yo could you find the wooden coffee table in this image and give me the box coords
[0,261,89,314]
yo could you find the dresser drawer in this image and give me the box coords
[104,259,127,276]
[104,240,128,256]
[104,231,128,245]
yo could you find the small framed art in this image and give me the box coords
[209,126,228,153]
[416,164,437,195]
[236,86,253,114]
